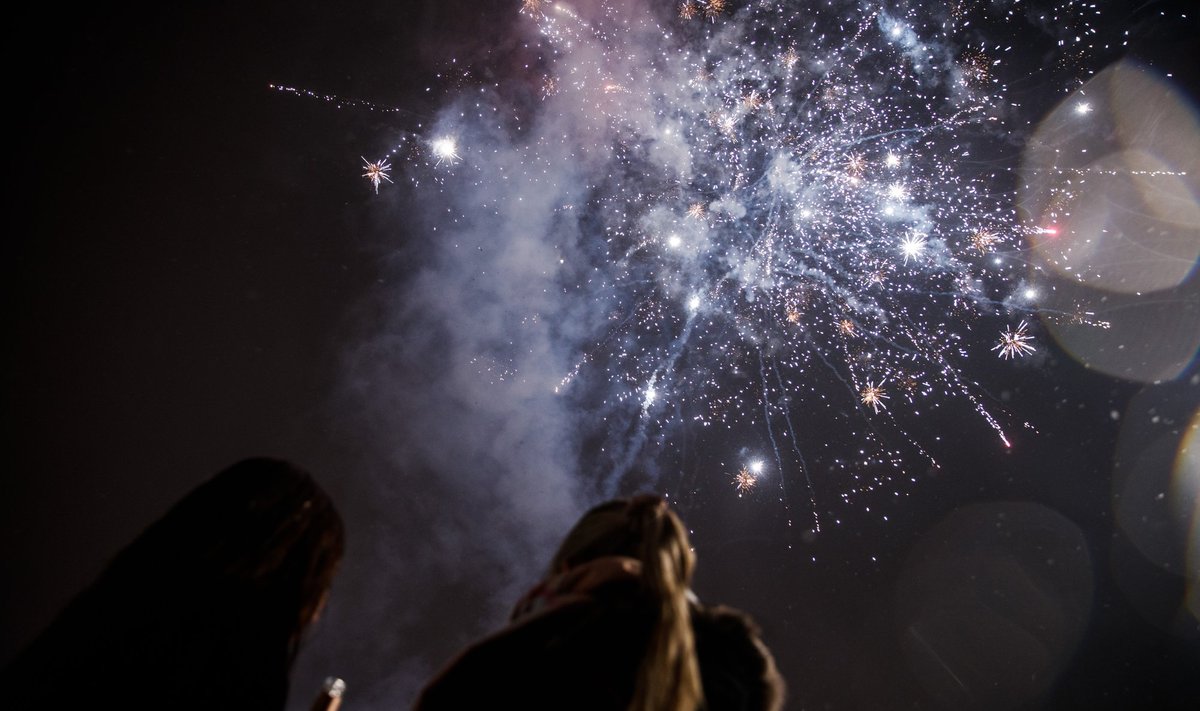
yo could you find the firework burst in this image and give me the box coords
[362,157,393,194]
[970,229,1001,255]
[993,321,1037,360]
[497,0,1107,522]
[860,381,889,414]
[732,467,758,494]
[332,0,1117,529]
[430,137,460,165]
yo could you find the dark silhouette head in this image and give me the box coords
[693,604,786,711]
[127,457,345,657]
[3,458,344,709]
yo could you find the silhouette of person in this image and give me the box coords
[692,603,785,711]
[2,457,345,710]
[414,494,784,711]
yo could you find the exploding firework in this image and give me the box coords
[732,467,757,494]
[899,232,928,265]
[362,157,393,194]
[327,0,1121,530]
[430,137,460,165]
[993,321,1037,360]
[970,229,1001,255]
[860,381,889,414]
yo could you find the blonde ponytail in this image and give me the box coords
[549,495,704,711]
[629,496,703,711]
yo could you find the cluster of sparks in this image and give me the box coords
[362,158,393,194]
[732,466,757,494]
[327,0,1123,529]
[993,320,1037,360]
[732,459,764,495]
[860,381,889,414]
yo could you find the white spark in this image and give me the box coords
[431,136,460,164]
[900,233,927,264]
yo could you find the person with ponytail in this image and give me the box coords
[413,495,784,711]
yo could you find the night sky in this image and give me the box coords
[4,1,1199,709]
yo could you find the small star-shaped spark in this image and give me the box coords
[860,380,889,413]
[781,47,800,69]
[845,153,866,177]
[732,467,757,494]
[900,233,927,265]
[971,229,1000,254]
[362,157,393,194]
[993,321,1036,359]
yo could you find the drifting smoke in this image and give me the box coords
[314,101,596,708]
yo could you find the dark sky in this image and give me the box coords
[4,1,1199,709]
